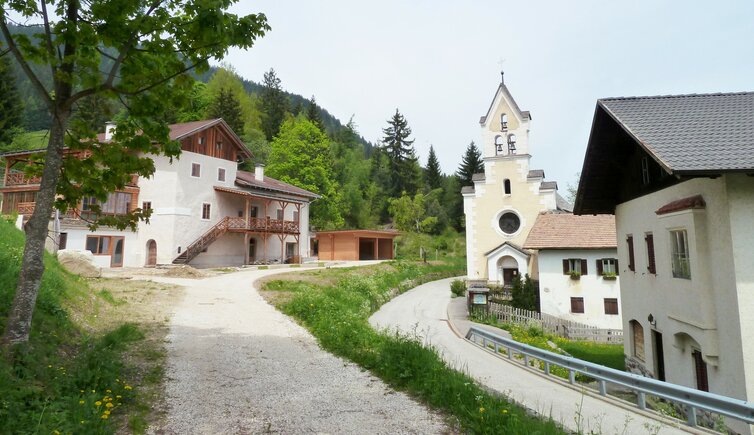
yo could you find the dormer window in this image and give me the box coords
[495,136,505,154]
[507,134,517,154]
[501,114,508,131]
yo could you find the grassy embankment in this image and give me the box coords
[261,258,565,434]
[0,218,179,433]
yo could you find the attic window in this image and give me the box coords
[216,141,223,151]
[503,179,511,195]
[501,114,508,131]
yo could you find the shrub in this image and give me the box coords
[450,279,466,298]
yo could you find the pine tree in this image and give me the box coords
[260,68,289,140]
[208,87,245,134]
[306,95,325,132]
[457,141,484,186]
[0,55,23,148]
[381,109,420,196]
[70,93,117,135]
[424,145,442,190]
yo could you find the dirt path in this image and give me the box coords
[147,266,449,434]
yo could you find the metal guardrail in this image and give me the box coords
[466,325,754,428]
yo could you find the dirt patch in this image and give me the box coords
[82,277,185,432]
[161,265,210,279]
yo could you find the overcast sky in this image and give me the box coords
[222,1,754,188]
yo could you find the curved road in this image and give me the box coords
[369,277,689,435]
[145,265,448,434]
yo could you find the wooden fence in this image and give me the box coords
[480,302,624,344]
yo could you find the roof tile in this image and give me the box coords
[524,213,616,250]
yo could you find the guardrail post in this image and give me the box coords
[568,370,575,385]
[686,405,697,427]
[544,362,550,376]
[524,355,529,367]
[494,343,499,354]
[506,347,512,359]
[598,380,607,396]
[637,392,646,410]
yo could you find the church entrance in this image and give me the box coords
[497,255,519,287]
[502,268,519,287]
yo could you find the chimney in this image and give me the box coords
[105,121,116,141]
[255,163,265,181]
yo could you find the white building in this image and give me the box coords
[575,91,754,433]
[523,213,621,329]
[462,73,570,286]
[1,119,319,268]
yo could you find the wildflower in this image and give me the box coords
[116,395,122,399]
[80,390,84,393]
[103,410,111,415]
[80,421,85,424]
[479,407,485,413]
[91,390,96,393]
[48,365,52,368]
[95,401,102,407]
[101,414,109,420]
[106,403,114,408]
[79,400,85,405]
[124,385,132,390]
[106,389,112,393]
[501,409,508,414]
[53,431,60,435]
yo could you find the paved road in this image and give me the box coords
[369,277,690,435]
[147,265,448,434]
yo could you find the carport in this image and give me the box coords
[316,230,399,261]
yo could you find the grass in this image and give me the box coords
[0,217,171,433]
[261,259,564,434]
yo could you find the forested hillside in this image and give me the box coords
[1,25,484,237]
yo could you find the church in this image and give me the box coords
[462,73,570,286]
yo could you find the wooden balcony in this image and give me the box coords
[226,216,300,235]
[4,172,42,187]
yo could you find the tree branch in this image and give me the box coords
[0,14,54,109]
[40,0,59,65]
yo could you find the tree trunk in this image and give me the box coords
[1,114,68,346]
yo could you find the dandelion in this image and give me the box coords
[106,389,112,393]
[501,409,508,414]
[106,403,114,408]
[53,431,60,435]
[95,401,102,407]
[116,395,122,399]
[80,390,84,393]
[101,414,109,420]
[91,389,96,393]
[479,407,485,413]
[47,365,52,368]
[103,410,111,415]
[79,400,85,405]
[124,385,132,390]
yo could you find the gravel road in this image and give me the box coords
[148,265,449,434]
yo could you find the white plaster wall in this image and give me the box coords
[537,249,622,329]
[616,176,749,405]
[62,227,140,268]
[191,232,245,267]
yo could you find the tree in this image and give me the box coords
[0,54,22,148]
[564,172,581,206]
[305,95,325,132]
[457,141,484,186]
[69,93,117,135]
[176,81,212,123]
[266,117,343,230]
[381,109,420,196]
[510,274,538,311]
[424,145,442,191]
[205,66,262,135]
[208,87,244,134]
[260,68,289,140]
[0,1,269,346]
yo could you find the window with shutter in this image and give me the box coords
[646,233,656,274]
[627,235,635,271]
[563,259,584,274]
[580,259,588,275]
[599,258,619,276]
[596,259,603,276]
[570,297,584,313]
[604,298,619,315]
[276,209,284,220]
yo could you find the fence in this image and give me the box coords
[481,302,623,343]
[466,326,754,429]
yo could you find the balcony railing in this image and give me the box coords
[227,216,300,234]
[4,172,42,187]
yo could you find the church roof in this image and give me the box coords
[479,80,532,125]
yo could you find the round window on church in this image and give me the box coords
[498,212,521,235]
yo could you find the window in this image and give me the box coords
[83,192,131,215]
[293,210,300,221]
[596,258,619,276]
[630,320,645,361]
[59,232,68,250]
[570,297,584,313]
[142,201,152,211]
[201,203,211,220]
[500,113,508,131]
[276,208,284,220]
[191,163,201,177]
[645,233,656,274]
[604,298,619,315]
[670,229,690,279]
[627,235,635,271]
[494,135,505,154]
[198,137,205,145]
[503,179,511,195]
[498,211,521,235]
[85,235,118,255]
[218,167,226,182]
[641,156,650,185]
[507,134,517,153]
[562,258,587,275]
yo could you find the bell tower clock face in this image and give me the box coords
[498,212,521,235]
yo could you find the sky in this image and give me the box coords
[222,0,754,189]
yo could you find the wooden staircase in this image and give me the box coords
[173,216,233,264]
